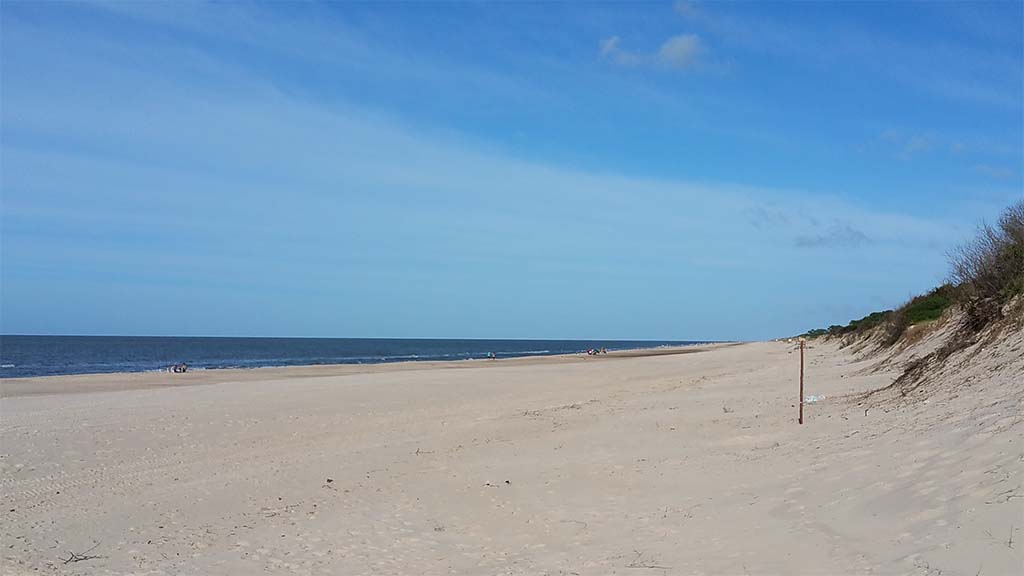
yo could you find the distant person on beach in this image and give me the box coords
[169,362,189,373]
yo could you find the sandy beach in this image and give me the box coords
[4,1,1022,574]
[2,341,1021,575]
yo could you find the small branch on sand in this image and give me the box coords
[61,542,103,564]
[559,519,588,529]
[985,487,1022,504]
[626,550,671,570]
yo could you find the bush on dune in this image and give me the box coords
[884,285,956,345]
[846,310,892,333]
[801,200,1023,342]
[949,200,1024,330]
[800,310,894,340]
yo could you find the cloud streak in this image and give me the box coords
[794,224,871,249]
[658,34,703,69]
[673,1,700,19]
[974,164,1016,180]
[600,34,705,70]
[879,129,939,160]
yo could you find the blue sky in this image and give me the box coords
[1,1,1021,340]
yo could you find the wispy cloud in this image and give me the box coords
[600,34,705,70]
[974,164,1016,180]
[658,34,703,69]
[682,2,1022,109]
[875,128,1019,164]
[794,223,871,249]
[599,35,641,66]
[744,206,790,229]
[880,129,938,160]
[673,0,700,19]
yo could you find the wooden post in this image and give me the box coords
[799,338,805,425]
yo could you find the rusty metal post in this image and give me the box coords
[799,338,805,425]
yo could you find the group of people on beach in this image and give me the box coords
[586,348,608,356]
[168,362,189,373]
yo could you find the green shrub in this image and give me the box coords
[846,310,892,333]
[884,285,956,345]
[902,286,955,324]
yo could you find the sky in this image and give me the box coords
[1,1,1022,341]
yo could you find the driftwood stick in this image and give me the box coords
[62,542,103,564]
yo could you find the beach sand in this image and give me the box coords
[1,341,1021,575]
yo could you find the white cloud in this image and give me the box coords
[600,33,703,70]
[600,35,620,56]
[599,35,641,66]
[658,34,703,69]
[673,1,700,19]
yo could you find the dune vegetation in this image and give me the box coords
[804,200,1023,342]
[801,200,1024,394]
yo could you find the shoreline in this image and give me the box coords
[0,342,735,398]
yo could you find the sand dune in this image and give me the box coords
[2,338,1021,575]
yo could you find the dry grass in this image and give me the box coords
[950,200,1024,331]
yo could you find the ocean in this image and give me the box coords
[0,335,705,379]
